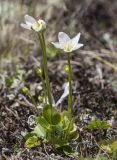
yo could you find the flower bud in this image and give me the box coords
[35,67,42,77]
[22,87,30,96]
[38,95,43,103]
[64,65,69,74]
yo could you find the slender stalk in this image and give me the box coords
[38,33,52,108]
[40,75,47,104]
[67,52,72,113]
[38,33,54,141]
[30,96,40,115]
[22,87,39,115]
[37,35,47,104]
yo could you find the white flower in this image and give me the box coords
[52,32,83,52]
[21,14,46,32]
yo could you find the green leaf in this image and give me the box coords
[51,109,61,125]
[43,105,61,125]
[60,111,72,131]
[101,144,112,154]
[36,117,50,130]
[110,140,117,152]
[5,77,13,88]
[62,111,72,120]
[87,119,110,130]
[101,140,117,157]
[25,135,41,148]
[58,145,77,157]
[16,69,25,80]
[33,124,46,138]
[43,105,52,124]
[24,132,36,140]
[68,124,79,141]
[55,138,68,148]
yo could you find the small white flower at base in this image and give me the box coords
[52,32,83,52]
[21,15,46,32]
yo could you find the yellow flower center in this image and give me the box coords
[64,43,73,52]
[32,22,41,31]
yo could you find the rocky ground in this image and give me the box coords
[0,0,117,159]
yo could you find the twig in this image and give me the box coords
[93,135,111,160]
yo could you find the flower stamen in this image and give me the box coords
[64,43,73,52]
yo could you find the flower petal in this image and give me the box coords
[25,15,36,26]
[51,42,63,49]
[58,32,70,44]
[72,43,84,51]
[20,23,31,30]
[71,33,81,46]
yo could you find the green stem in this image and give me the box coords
[37,35,47,104]
[67,52,72,113]
[40,75,47,104]
[30,95,40,115]
[38,33,52,108]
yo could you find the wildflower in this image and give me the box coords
[21,15,46,32]
[52,32,83,52]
